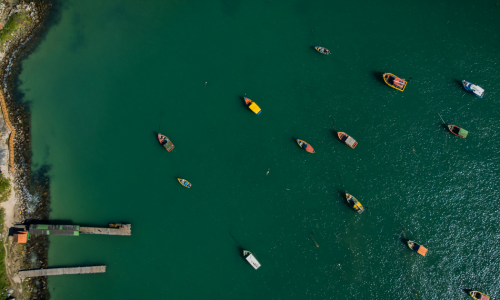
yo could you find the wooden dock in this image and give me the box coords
[79,224,131,236]
[19,265,106,278]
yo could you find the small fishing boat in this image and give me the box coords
[383,73,407,91]
[296,139,315,153]
[407,240,428,256]
[108,223,122,228]
[345,193,364,213]
[177,178,192,188]
[469,291,490,300]
[244,97,261,115]
[243,250,261,270]
[314,46,331,55]
[463,80,485,98]
[448,125,468,138]
[337,132,358,149]
[158,133,175,152]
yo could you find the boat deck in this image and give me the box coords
[163,140,174,151]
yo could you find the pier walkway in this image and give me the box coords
[80,224,131,235]
[19,266,106,278]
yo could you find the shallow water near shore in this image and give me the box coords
[18,0,500,299]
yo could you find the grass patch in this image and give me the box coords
[0,208,8,292]
[0,12,32,48]
[0,177,10,203]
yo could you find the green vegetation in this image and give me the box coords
[0,12,32,48]
[0,177,10,203]
[0,209,9,292]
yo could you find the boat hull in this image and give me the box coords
[296,139,315,153]
[244,97,261,115]
[383,73,407,91]
[158,134,175,152]
[177,178,192,188]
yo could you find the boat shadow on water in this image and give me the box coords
[453,78,464,89]
[239,96,248,108]
[337,190,352,210]
[235,246,244,260]
[372,71,386,85]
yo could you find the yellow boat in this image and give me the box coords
[244,97,261,115]
[470,291,490,300]
[383,73,407,91]
[177,178,192,188]
[346,193,364,213]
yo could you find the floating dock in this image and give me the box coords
[80,224,131,236]
[19,265,106,278]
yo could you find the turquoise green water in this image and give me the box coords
[18,0,500,299]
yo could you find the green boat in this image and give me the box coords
[448,125,468,138]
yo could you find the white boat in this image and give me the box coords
[462,80,484,98]
[243,250,261,270]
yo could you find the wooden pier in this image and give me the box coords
[19,265,106,278]
[79,223,131,236]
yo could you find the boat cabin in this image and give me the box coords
[470,85,485,97]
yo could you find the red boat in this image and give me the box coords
[296,139,315,153]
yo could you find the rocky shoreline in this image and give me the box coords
[0,1,52,299]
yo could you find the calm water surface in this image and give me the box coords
[18,0,500,299]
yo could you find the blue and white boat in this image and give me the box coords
[462,80,484,98]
